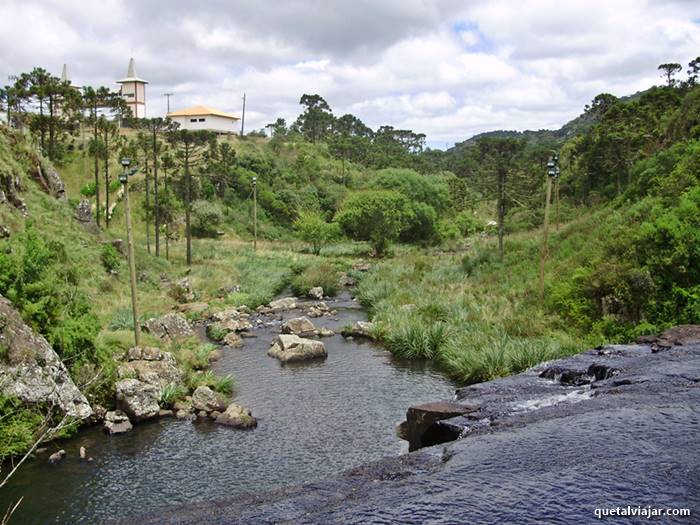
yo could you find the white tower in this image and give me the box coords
[116,58,148,118]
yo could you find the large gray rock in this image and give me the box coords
[281,316,317,336]
[0,295,92,419]
[347,321,375,339]
[191,386,228,413]
[118,346,183,390]
[74,199,94,223]
[142,313,194,340]
[215,403,257,429]
[268,297,297,312]
[115,379,160,421]
[223,332,244,348]
[103,410,133,435]
[308,287,324,300]
[267,334,327,363]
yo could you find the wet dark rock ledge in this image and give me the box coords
[119,334,700,525]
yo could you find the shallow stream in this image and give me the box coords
[0,293,455,524]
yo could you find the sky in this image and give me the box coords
[1,0,699,148]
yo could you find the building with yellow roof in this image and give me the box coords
[167,105,240,134]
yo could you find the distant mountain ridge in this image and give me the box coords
[448,89,649,152]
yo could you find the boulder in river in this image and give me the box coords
[103,410,133,435]
[118,347,183,390]
[115,379,160,421]
[344,321,375,339]
[142,313,194,340]
[0,295,92,420]
[281,316,317,337]
[215,403,257,429]
[223,332,244,348]
[308,287,324,300]
[191,386,228,413]
[48,450,66,464]
[267,297,297,312]
[267,334,327,363]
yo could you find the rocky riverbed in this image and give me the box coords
[119,327,700,524]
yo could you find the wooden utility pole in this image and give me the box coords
[539,155,558,305]
[252,176,257,251]
[555,177,560,232]
[240,93,246,137]
[163,92,173,114]
[121,160,141,347]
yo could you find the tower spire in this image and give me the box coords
[127,57,136,78]
[61,63,69,83]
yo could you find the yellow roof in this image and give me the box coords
[167,105,240,120]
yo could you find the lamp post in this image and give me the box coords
[252,176,257,251]
[120,157,141,347]
[539,154,558,305]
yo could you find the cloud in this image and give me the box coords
[1,0,699,147]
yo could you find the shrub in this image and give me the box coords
[80,182,96,197]
[187,370,234,394]
[454,211,484,236]
[191,199,223,238]
[0,396,44,461]
[291,261,341,297]
[335,190,409,256]
[294,212,341,255]
[100,244,121,274]
[159,384,188,408]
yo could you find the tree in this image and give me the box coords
[8,68,82,161]
[658,63,682,87]
[95,116,122,228]
[477,137,525,259]
[82,86,127,227]
[295,94,334,143]
[294,212,340,255]
[335,190,409,257]
[167,129,216,266]
[139,118,176,256]
[687,57,700,85]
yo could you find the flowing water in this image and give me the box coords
[0,294,455,524]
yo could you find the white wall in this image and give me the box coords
[171,114,239,133]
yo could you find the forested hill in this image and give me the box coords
[448,88,652,153]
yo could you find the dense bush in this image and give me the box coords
[100,244,122,274]
[191,199,224,237]
[0,395,44,461]
[335,190,408,256]
[80,182,96,197]
[0,227,100,361]
[294,212,340,255]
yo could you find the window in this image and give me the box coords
[190,118,197,122]
[198,118,206,122]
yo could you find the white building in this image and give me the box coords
[167,105,240,133]
[116,58,148,118]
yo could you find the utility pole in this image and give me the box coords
[539,154,558,305]
[240,93,246,137]
[163,92,173,114]
[555,176,560,232]
[120,158,141,347]
[252,176,257,251]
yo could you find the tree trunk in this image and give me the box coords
[497,166,506,260]
[145,158,151,254]
[185,145,192,266]
[104,128,110,229]
[93,104,100,228]
[153,128,160,257]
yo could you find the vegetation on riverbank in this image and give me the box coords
[1,56,699,466]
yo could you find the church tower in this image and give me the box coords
[116,58,148,118]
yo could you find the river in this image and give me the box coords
[0,293,455,524]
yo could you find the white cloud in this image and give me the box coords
[1,0,699,147]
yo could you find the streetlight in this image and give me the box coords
[252,176,257,251]
[121,157,141,347]
[539,154,559,305]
